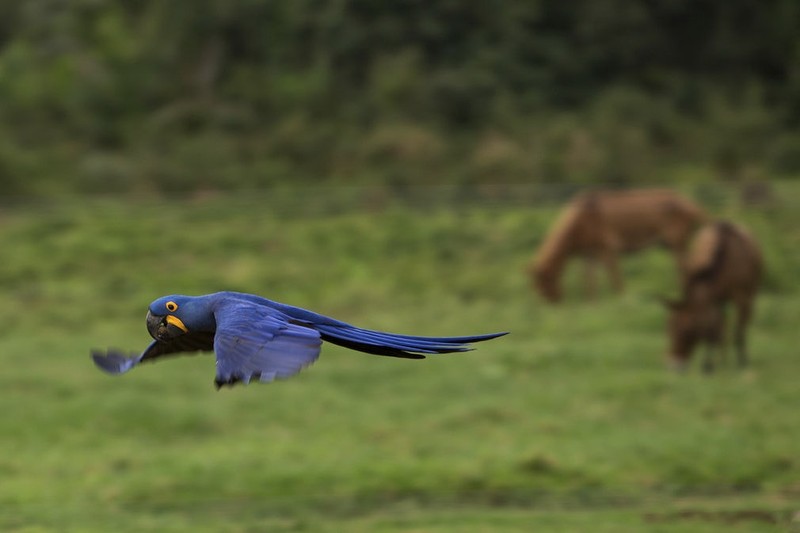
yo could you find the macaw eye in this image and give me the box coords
[166,301,178,312]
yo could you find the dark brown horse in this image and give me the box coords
[662,221,762,372]
[528,189,707,302]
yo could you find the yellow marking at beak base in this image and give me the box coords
[166,315,189,333]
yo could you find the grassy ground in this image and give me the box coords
[0,184,798,531]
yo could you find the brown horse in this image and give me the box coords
[528,189,707,302]
[662,221,762,372]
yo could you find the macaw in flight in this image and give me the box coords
[92,292,507,388]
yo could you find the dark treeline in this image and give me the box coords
[1,0,798,195]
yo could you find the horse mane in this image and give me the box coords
[684,221,735,292]
[533,193,597,274]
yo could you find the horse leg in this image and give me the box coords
[702,342,716,373]
[674,249,689,285]
[717,306,729,367]
[601,251,623,294]
[583,258,597,299]
[734,295,754,368]
[703,305,725,373]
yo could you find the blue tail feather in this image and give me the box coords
[315,324,507,358]
[326,327,456,351]
[316,326,443,354]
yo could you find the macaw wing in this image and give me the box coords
[91,332,215,375]
[213,302,322,388]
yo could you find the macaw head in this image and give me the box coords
[146,295,215,341]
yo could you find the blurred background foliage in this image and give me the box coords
[1,0,799,196]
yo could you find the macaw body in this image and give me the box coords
[92,291,507,388]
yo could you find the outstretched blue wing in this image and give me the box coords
[92,332,215,375]
[91,349,143,374]
[213,301,322,388]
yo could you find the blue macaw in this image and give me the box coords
[92,292,507,388]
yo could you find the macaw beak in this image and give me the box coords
[146,310,189,341]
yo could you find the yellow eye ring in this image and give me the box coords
[166,301,178,312]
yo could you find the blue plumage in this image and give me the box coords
[92,291,507,388]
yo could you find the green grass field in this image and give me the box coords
[1,185,798,532]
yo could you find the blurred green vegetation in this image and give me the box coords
[0,183,797,530]
[1,0,799,195]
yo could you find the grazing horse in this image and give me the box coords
[528,189,707,303]
[662,221,762,372]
